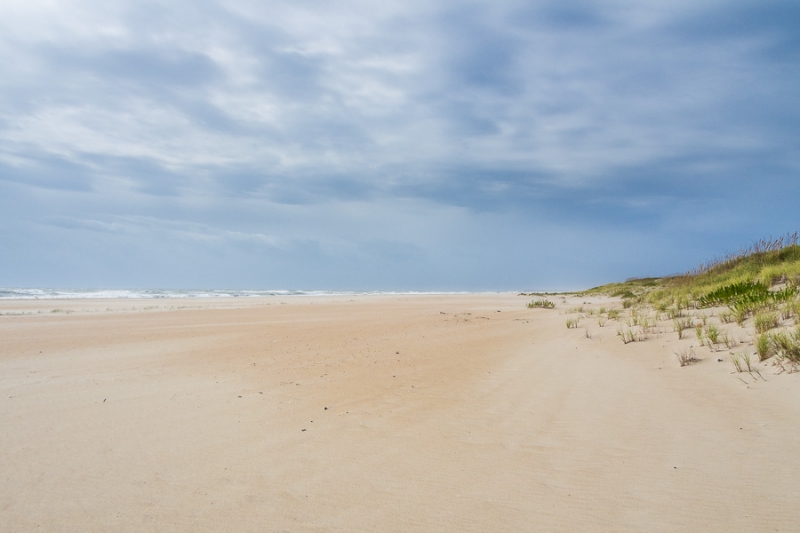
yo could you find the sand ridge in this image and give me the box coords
[1,294,799,532]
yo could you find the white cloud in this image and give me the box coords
[1,0,798,288]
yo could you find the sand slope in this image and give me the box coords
[1,294,799,532]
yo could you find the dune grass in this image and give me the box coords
[584,233,800,317]
[770,326,800,363]
[527,298,556,309]
[675,346,699,367]
[551,233,800,376]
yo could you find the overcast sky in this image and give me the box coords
[1,0,798,291]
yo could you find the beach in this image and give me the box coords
[2,293,799,532]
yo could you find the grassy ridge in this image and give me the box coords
[585,233,800,309]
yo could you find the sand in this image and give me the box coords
[1,294,799,532]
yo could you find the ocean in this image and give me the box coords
[0,288,471,299]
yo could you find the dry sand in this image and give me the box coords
[1,294,799,532]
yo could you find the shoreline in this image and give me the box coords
[0,292,520,317]
[0,288,512,301]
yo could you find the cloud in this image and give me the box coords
[0,0,798,288]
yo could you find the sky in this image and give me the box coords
[1,0,798,291]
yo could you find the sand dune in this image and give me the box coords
[2,294,799,532]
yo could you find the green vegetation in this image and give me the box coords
[754,312,779,334]
[705,323,720,346]
[697,281,769,307]
[730,351,752,373]
[770,326,800,363]
[527,299,556,309]
[584,233,800,318]
[548,233,800,374]
[673,317,693,339]
[755,333,772,361]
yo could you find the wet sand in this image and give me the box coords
[1,294,799,532]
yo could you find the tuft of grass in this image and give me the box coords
[730,353,743,372]
[607,309,621,320]
[566,318,580,329]
[705,323,720,345]
[770,326,800,362]
[673,317,693,339]
[720,332,737,349]
[597,316,607,327]
[665,307,681,319]
[732,304,749,326]
[617,327,635,344]
[743,351,753,372]
[730,351,752,373]
[617,327,645,344]
[779,301,798,320]
[755,333,773,361]
[528,299,555,309]
[695,324,704,342]
[719,310,734,323]
[754,312,779,334]
[675,346,699,367]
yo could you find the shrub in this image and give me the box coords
[699,281,769,307]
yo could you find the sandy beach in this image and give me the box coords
[2,293,799,532]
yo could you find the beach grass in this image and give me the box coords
[527,299,556,309]
[675,346,699,367]
[553,232,800,377]
[584,233,800,312]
